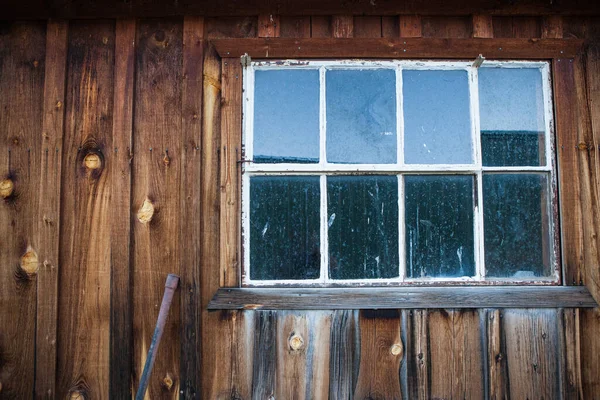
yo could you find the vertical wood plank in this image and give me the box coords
[399,15,422,38]
[542,16,564,38]
[276,311,309,399]
[280,16,311,38]
[35,19,68,399]
[472,14,494,38]
[258,14,281,38]
[407,310,429,400]
[311,16,332,38]
[132,19,182,399]
[354,311,403,399]
[354,16,382,38]
[329,310,359,399]
[503,310,561,399]
[0,21,45,400]
[561,308,583,398]
[109,18,135,399]
[493,16,542,38]
[580,308,600,396]
[252,310,277,399]
[56,20,114,398]
[381,16,399,38]
[487,310,508,400]
[554,58,584,286]
[332,15,354,38]
[205,17,257,39]
[422,16,472,38]
[180,16,204,399]
[219,58,242,288]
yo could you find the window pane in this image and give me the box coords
[479,67,546,166]
[483,173,553,278]
[250,176,321,280]
[254,69,320,163]
[326,69,397,164]
[405,175,475,278]
[328,176,399,279]
[403,70,472,164]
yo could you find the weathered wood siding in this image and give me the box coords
[0,15,599,399]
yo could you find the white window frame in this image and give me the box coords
[241,59,559,287]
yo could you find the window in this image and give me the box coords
[241,60,558,286]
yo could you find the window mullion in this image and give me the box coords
[319,67,328,283]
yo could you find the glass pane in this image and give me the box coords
[404,175,475,278]
[479,67,546,166]
[254,69,320,163]
[483,173,553,278]
[403,70,472,164]
[326,69,397,164]
[328,176,399,279]
[250,176,321,280]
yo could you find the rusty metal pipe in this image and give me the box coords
[135,273,180,400]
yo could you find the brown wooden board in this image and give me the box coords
[109,18,135,399]
[251,310,277,398]
[56,20,114,398]
[0,21,45,399]
[560,308,583,397]
[329,310,359,399]
[35,19,69,399]
[258,14,281,38]
[180,16,204,398]
[5,0,600,19]
[209,286,597,310]
[310,16,331,38]
[399,15,422,38]
[542,15,564,38]
[472,14,494,38]
[403,310,429,399]
[211,38,584,59]
[493,16,542,38]
[354,16,382,38]
[132,19,182,398]
[332,15,354,38]
[280,16,311,38]
[422,16,472,38]
[486,309,508,400]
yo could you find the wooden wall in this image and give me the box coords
[0,14,599,399]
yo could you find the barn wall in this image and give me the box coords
[0,14,599,399]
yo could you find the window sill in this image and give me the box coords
[208,286,597,310]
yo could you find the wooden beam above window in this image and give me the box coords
[208,286,598,310]
[212,38,583,60]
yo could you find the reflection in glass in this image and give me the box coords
[405,175,475,278]
[328,176,399,279]
[250,176,321,280]
[483,173,552,278]
[254,69,320,163]
[479,67,546,166]
[403,70,473,164]
[326,69,397,164]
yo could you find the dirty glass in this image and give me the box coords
[249,176,321,280]
[483,173,552,278]
[253,69,320,163]
[479,67,546,166]
[326,69,397,164]
[328,176,399,279]
[404,175,475,278]
[403,70,472,164]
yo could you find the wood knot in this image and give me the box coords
[163,153,171,167]
[289,334,304,350]
[21,247,39,275]
[69,390,85,399]
[162,373,173,390]
[390,343,403,356]
[137,198,155,223]
[83,153,101,170]
[102,36,108,44]
[154,30,166,42]
[0,179,14,198]
[55,101,62,109]
[33,60,39,68]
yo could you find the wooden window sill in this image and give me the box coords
[208,286,597,310]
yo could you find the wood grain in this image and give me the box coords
[132,19,182,398]
[180,16,204,398]
[35,19,68,399]
[109,18,135,399]
[472,14,494,38]
[486,309,508,400]
[329,310,359,399]
[542,16,564,38]
[399,15,422,38]
[310,16,332,38]
[211,38,584,59]
[354,16,382,38]
[332,15,354,38]
[258,14,281,38]
[252,311,277,398]
[422,16,472,38]
[56,20,114,398]
[280,16,311,38]
[561,308,583,397]
[493,16,542,38]
[209,286,597,310]
[0,21,45,400]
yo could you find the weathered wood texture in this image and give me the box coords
[1,14,600,399]
[0,21,46,400]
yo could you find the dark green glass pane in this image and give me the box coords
[250,176,321,280]
[328,176,399,279]
[405,175,475,278]
[483,173,552,278]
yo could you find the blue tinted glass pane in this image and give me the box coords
[405,175,475,278]
[328,176,399,279]
[250,176,321,280]
[326,69,397,164]
[483,173,552,278]
[403,70,472,164]
[479,67,546,166]
[254,69,320,163]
